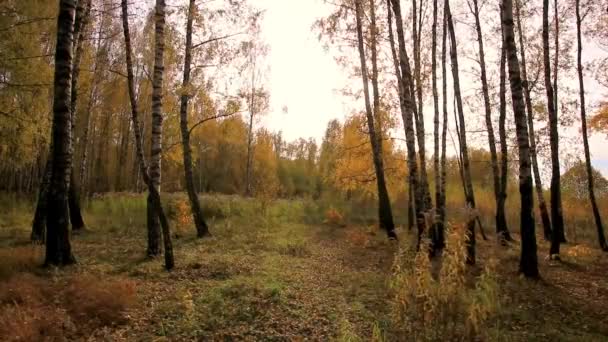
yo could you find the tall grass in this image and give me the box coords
[389,225,500,341]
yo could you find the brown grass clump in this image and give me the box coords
[64,275,137,328]
[0,246,43,280]
[0,273,49,306]
[0,304,72,342]
[0,274,73,341]
[0,273,137,341]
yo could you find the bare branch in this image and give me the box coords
[192,32,245,50]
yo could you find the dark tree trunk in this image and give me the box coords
[514,0,552,241]
[354,0,397,240]
[553,0,559,122]
[389,0,425,243]
[471,0,511,243]
[121,0,174,270]
[498,30,509,247]
[437,6,448,250]
[502,0,539,278]
[446,0,476,265]
[387,0,414,234]
[575,0,608,251]
[412,0,433,221]
[68,172,85,230]
[31,0,89,241]
[45,0,77,267]
[543,0,566,258]
[431,0,440,251]
[245,53,255,197]
[31,157,52,242]
[180,0,210,238]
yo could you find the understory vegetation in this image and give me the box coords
[1,193,607,341]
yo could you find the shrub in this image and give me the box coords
[389,225,499,341]
[324,207,346,227]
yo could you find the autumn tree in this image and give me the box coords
[469,0,511,242]
[179,0,209,238]
[45,0,77,266]
[121,0,174,270]
[146,0,168,257]
[389,0,425,244]
[514,0,553,241]
[543,0,566,259]
[446,0,477,264]
[502,0,539,278]
[574,0,608,251]
[354,0,397,239]
[31,0,90,242]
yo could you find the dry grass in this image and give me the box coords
[0,246,44,280]
[389,225,500,341]
[64,275,137,329]
[0,273,138,341]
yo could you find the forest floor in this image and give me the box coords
[1,194,608,341]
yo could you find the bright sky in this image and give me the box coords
[248,0,608,177]
[250,0,348,143]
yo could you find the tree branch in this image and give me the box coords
[192,32,245,50]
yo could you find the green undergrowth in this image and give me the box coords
[1,193,608,340]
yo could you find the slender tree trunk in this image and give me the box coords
[408,186,415,231]
[66,0,90,232]
[446,0,476,264]
[79,9,107,195]
[431,0,440,250]
[147,0,168,257]
[355,0,397,240]
[390,0,425,242]
[543,0,566,258]
[575,0,608,251]
[180,0,210,238]
[32,157,51,242]
[411,0,433,220]
[387,0,414,234]
[437,6,448,250]
[515,0,552,241]
[498,29,509,248]
[115,112,130,191]
[45,0,77,267]
[245,58,255,197]
[553,0,559,121]
[63,0,91,230]
[471,0,511,242]
[502,0,539,278]
[121,0,174,270]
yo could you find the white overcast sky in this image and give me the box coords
[245,0,608,177]
[249,0,349,142]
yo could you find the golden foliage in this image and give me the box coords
[332,113,406,198]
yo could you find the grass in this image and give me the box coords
[0,192,607,340]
